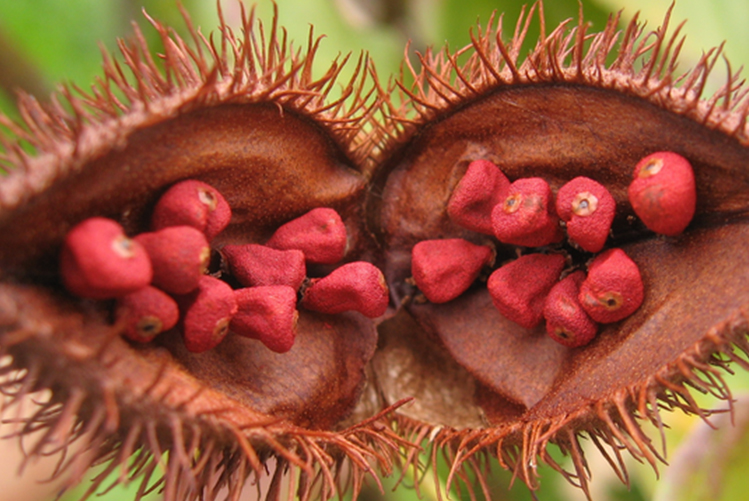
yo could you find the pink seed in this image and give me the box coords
[579,248,644,323]
[628,151,696,236]
[555,177,616,253]
[222,244,306,290]
[135,226,210,294]
[266,208,347,264]
[411,238,493,303]
[60,217,152,299]
[176,275,238,353]
[487,253,566,329]
[543,271,598,347]
[447,159,510,235]
[116,286,179,343]
[151,180,231,240]
[491,178,563,247]
[301,262,389,318]
[231,286,299,353]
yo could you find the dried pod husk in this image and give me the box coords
[3,3,749,501]
[366,3,749,498]
[0,6,400,501]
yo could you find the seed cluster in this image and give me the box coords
[413,152,695,347]
[60,180,389,354]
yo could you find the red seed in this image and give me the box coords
[555,177,616,253]
[116,286,179,343]
[222,244,306,290]
[135,226,210,294]
[151,180,231,240]
[447,159,510,235]
[543,271,598,347]
[231,286,299,353]
[628,151,696,236]
[411,238,493,303]
[487,253,566,329]
[266,208,347,264]
[579,248,644,323]
[176,276,238,353]
[301,262,389,318]
[60,217,152,299]
[491,178,564,247]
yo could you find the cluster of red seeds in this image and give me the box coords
[60,181,389,354]
[412,151,696,347]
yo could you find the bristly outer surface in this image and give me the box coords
[1,2,749,501]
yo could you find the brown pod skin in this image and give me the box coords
[4,6,749,501]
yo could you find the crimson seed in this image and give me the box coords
[135,226,210,294]
[231,286,299,353]
[301,261,389,318]
[487,253,566,329]
[116,286,179,343]
[266,207,347,264]
[411,238,493,303]
[447,159,510,235]
[176,275,238,353]
[579,248,644,323]
[491,177,563,247]
[628,151,696,236]
[222,244,306,290]
[543,271,598,348]
[60,217,152,299]
[151,180,232,240]
[555,177,616,253]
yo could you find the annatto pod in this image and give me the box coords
[4,4,749,501]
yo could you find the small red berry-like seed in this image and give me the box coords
[151,180,232,240]
[579,248,644,323]
[266,207,347,264]
[411,238,493,303]
[135,226,210,294]
[487,253,566,329]
[555,177,616,252]
[222,244,306,290]
[176,275,238,353]
[628,151,696,236]
[301,262,389,318]
[116,286,179,343]
[231,286,299,353]
[543,271,598,347]
[491,178,564,247]
[60,217,152,299]
[446,159,511,235]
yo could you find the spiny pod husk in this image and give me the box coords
[4,4,749,501]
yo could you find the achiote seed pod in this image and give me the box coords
[3,4,749,501]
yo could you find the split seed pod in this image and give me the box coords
[2,4,749,501]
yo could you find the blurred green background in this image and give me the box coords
[1,0,749,500]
